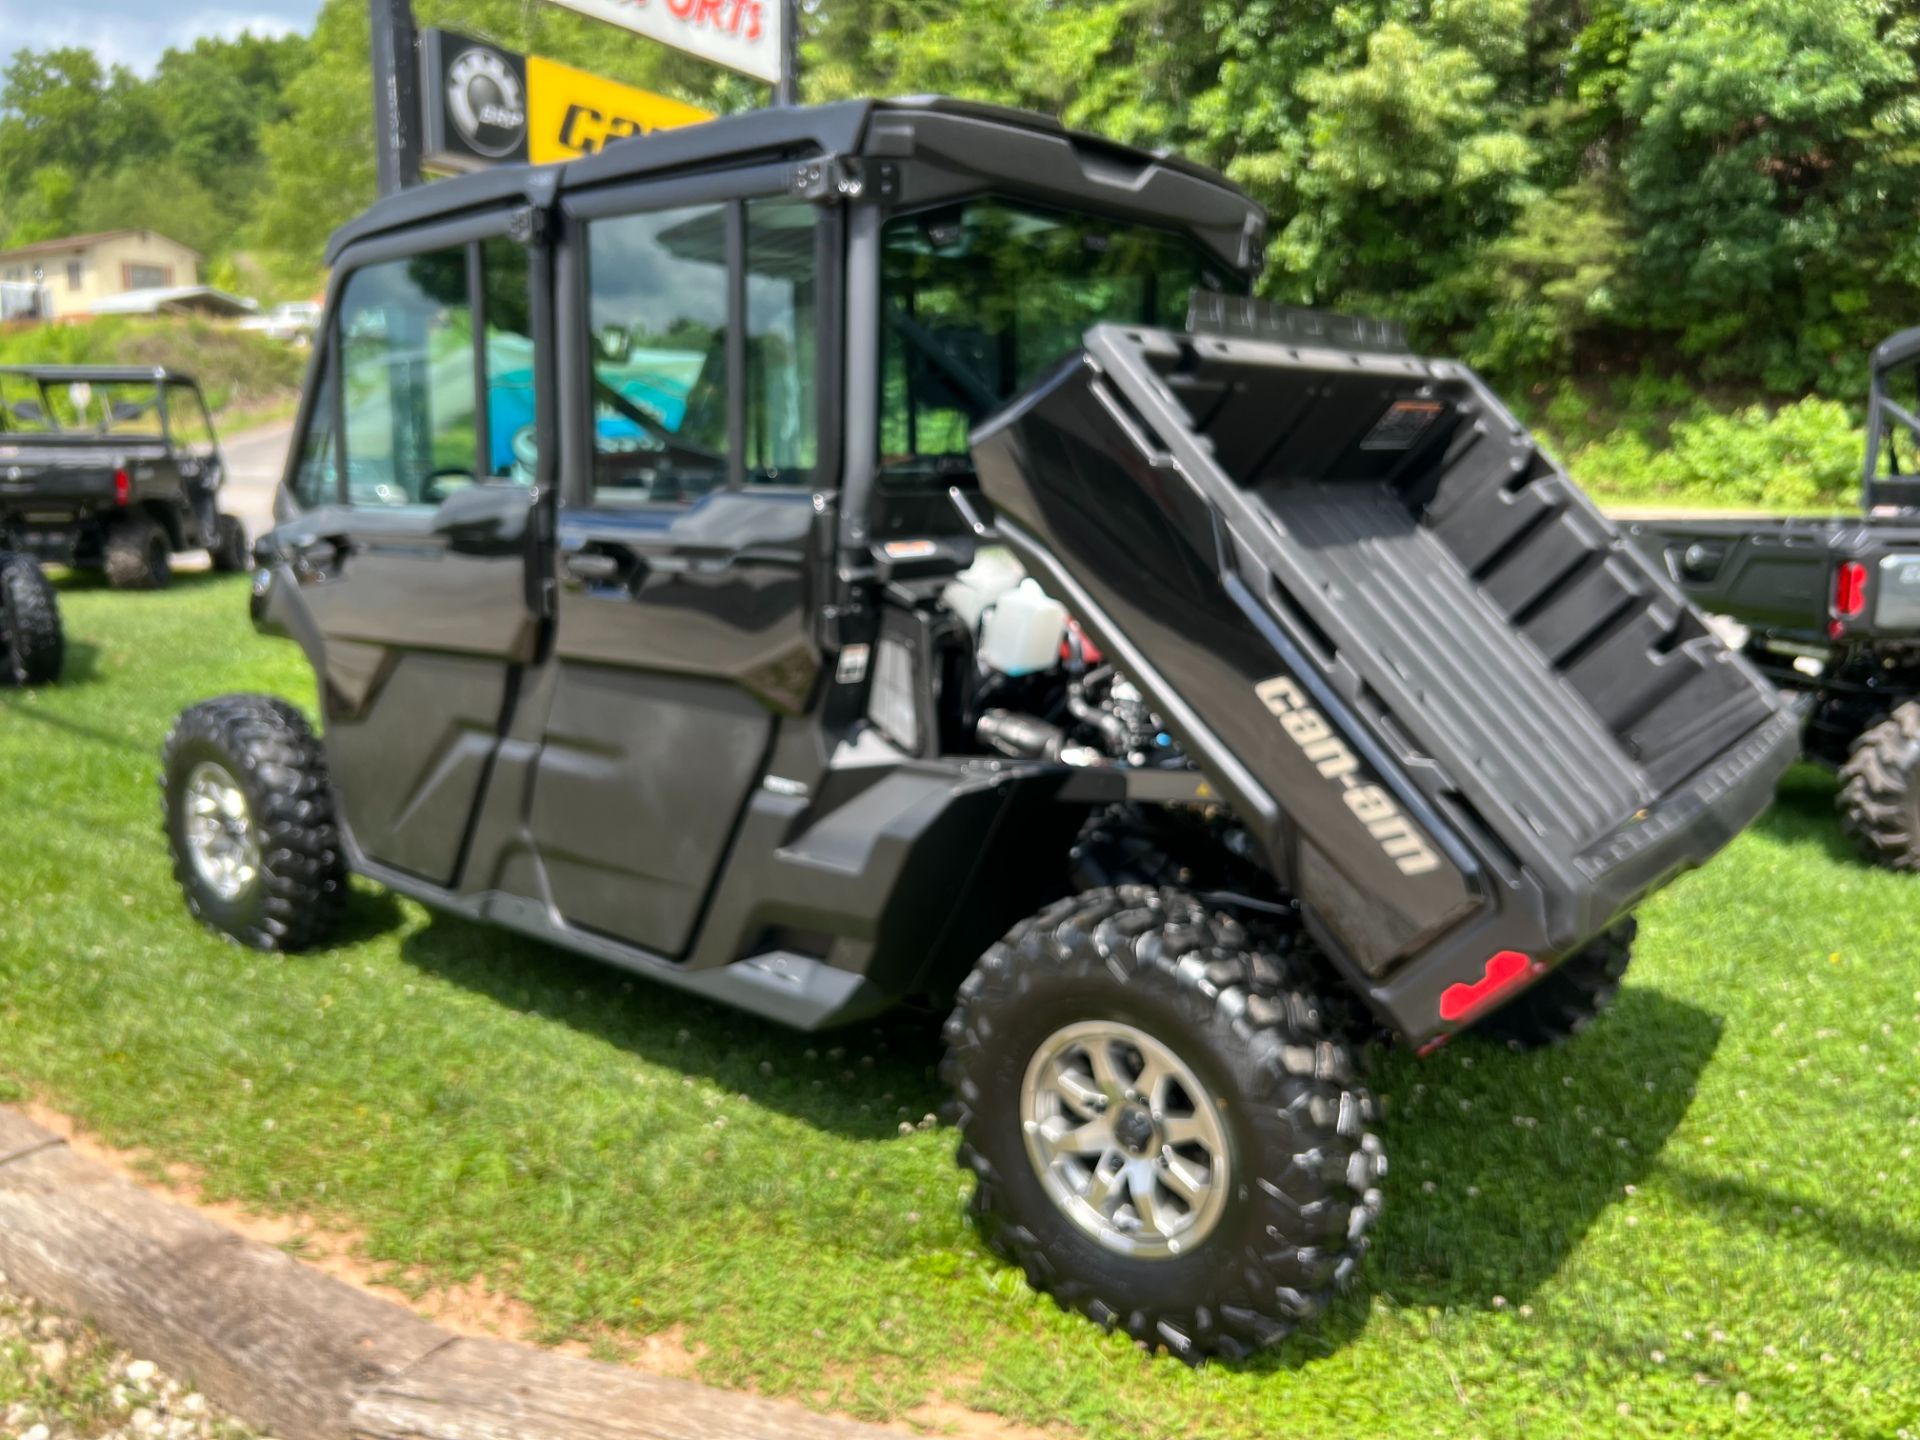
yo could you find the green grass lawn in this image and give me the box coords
[2,576,1916,1438]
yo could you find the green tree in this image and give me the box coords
[252,0,732,275]
[150,33,311,205]
[1615,0,1920,390]
[71,163,229,259]
[0,48,161,199]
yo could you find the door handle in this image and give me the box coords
[290,533,352,577]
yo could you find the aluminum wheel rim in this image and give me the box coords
[1020,1019,1232,1260]
[183,761,260,903]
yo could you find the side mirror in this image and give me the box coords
[431,482,534,556]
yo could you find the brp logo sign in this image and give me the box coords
[446,46,528,159]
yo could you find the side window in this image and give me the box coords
[289,362,338,510]
[586,204,729,504]
[338,248,476,507]
[166,385,217,457]
[745,200,818,485]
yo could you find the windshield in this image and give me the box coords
[0,374,53,433]
[0,376,169,437]
[879,198,1237,477]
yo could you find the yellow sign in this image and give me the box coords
[526,55,712,164]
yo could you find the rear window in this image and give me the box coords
[0,377,168,436]
[878,198,1233,477]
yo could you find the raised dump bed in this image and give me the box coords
[972,299,1797,1021]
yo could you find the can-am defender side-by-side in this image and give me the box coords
[0,365,251,588]
[161,98,1795,1359]
[1629,328,1920,871]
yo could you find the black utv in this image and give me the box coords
[1629,329,1920,870]
[0,365,251,587]
[161,97,1795,1360]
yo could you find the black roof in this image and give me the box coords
[326,96,1263,270]
[1874,326,1920,373]
[0,365,196,385]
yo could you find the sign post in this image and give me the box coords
[369,0,424,196]
[774,0,800,106]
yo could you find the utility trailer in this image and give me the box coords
[159,96,1792,1360]
[0,365,251,588]
[1629,327,1920,869]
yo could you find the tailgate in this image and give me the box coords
[0,446,123,511]
[1627,515,1920,642]
[971,313,1796,1040]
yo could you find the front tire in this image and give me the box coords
[161,695,345,951]
[1474,920,1635,1050]
[1838,703,1920,872]
[105,513,172,590]
[209,514,251,573]
[943,887,1382,1362]
[0,551,63,685]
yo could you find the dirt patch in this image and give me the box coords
[23,1101,592,1355]
[15,1101,1057,1438]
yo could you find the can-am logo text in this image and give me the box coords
[1256,675,1441,877]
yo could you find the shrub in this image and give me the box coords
[1564,396,1862,511]
[0,317,304,415]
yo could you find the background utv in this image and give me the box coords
[1631,327,1920,872]
[161,97,1795,1361]
[0,366,251,588]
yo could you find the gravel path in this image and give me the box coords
[0,1273,262,1440]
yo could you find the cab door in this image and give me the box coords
[520,175,835,957]
[274,216,548,886]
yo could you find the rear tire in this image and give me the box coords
[943,887,1383,1362]
[161,695,345,951]
[1474,920,1636,1050]
[105,514,171,590]
[209,514,251,573]
[0,551,63,686]
[1838,702,1920,872]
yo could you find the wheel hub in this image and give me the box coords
[183,761,260,903]
[1113,1104,1157,1154]
[1020,1019,1231,1260]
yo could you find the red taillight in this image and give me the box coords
[113,468,130,506]
[1834,561,1869,619]
[1437,950,1542,1023]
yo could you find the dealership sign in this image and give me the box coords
[540,0,783,85]
[421,29,712,173]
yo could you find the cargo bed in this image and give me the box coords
[971,305,1797,1036]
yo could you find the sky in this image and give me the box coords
[0,0,324,76]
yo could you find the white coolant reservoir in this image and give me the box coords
[979,579,1069,676]
[943,546,1028,634]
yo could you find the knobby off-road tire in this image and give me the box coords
[105,513,171,590]
[1474,919,1637,1050]
[0,551,63,686]
[1838,702,1920,872]
[209,514,251,574]
[943,887,1383,1363]
[161,695,345,951]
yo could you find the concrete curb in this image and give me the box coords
[0,1108,884,1440]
